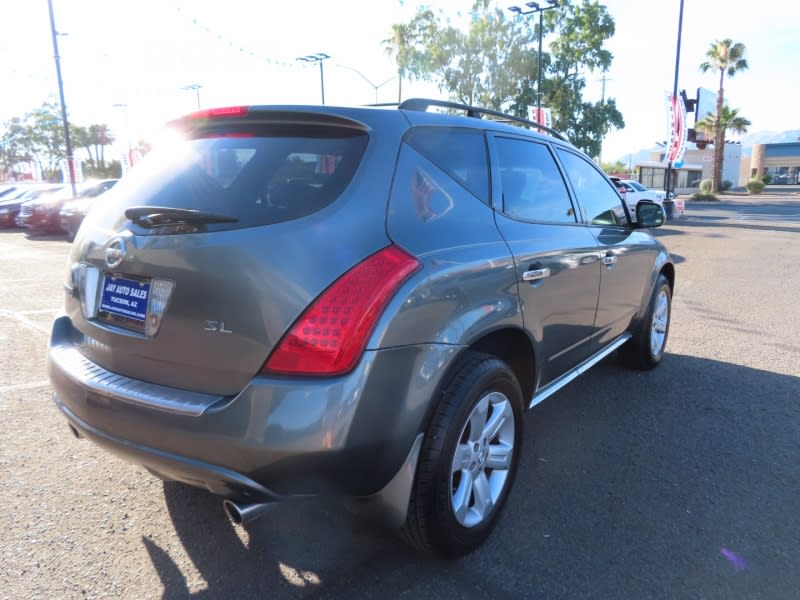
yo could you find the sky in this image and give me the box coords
[1,0,799,164]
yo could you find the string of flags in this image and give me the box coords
[174,5,313,70]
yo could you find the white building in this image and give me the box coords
[635,142,744,194]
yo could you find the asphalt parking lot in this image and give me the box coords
[2,195,799,599]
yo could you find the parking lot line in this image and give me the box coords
[0,308,55,335]
[0,380,52,394]
[17,308,62,316]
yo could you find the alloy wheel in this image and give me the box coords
[449,391,515,528]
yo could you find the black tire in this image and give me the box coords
[399,353,524,557]
[621,274,671,370]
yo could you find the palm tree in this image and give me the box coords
[383,23,412,102]
[696,106,751,187]
[699,39,748,193]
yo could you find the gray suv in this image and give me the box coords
[48,99,673,557]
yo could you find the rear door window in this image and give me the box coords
[105,124,369,230]
[493,136,577,223]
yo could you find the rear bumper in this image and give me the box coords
[19,211,61,231]
[48,316,461,501]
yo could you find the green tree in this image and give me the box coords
[699,39,748,193]
[383,1,538,109]
[385,0,623,158]
[71,125,96,168]
[385,23,414,102]
[695,105,750,150]
[88,124,115,168]
[542,1,623,158]
[600,160,626,175]
[0,117,34,176]
[27,101,67,176]
[0,101,117,181]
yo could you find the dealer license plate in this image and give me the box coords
[99,274,151,324]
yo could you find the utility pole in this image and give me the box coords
[47,0,76,198]
[599,74,612,104]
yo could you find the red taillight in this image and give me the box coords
[263,246,420,376]
[187,106,249,120]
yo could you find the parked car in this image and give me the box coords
[4,185,64,228]
[611,177,666,219]
[59,179,119,240]
[0,187,34,227]
[18,180,116,233]
[48,100,673,557]
[0,184,21,198]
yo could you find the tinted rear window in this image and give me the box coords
[105,124,368,230]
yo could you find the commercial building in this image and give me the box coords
[750,142,800,185]
[635,143,743,195]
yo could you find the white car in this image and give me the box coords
[611,178,666,218]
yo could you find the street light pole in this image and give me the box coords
[336,65,397,104]
[297,53,331,104]
[47,0,76,198]
[508,1,559,121]
[181,84,203,110]
[665,0,685,204]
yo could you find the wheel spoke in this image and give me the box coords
[654,317,667,334]
[485,442,513,470]
[452,470,474,522]
[472,471,493,518]
[481,398,511,442]
[451,443,472,474]
[467,396,489,443]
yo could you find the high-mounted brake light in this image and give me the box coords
[263,246,420,376]
[187,106,250,120]
[202,132,255,139]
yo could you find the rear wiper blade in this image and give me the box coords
[125,206,238,228]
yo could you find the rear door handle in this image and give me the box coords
[602,255,617,266]
[522,268,551,282]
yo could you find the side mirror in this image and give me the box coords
[636,200,665,228]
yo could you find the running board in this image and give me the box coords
[529,334,631,410]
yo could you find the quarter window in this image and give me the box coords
[556,149,627,226]
[494,137,576,223]
[405,127,489,203]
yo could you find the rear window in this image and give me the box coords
[103,124,368,230]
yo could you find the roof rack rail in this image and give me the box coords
[398,98,568,142]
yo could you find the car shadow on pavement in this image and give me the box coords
[24,231,69,241]
[148,354,800,599]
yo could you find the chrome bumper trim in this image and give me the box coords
[49,342,225,416]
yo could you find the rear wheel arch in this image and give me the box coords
[660,262,675,292]
[416,328,535,441]
[468,328,536,406]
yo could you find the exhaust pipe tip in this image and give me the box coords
[223,499,275,526]
[223,499,244,525]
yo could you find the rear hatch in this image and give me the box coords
[65,107,394,396]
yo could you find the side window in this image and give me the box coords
[494,137,576,223]
[556,149,627,226]
[405,127,489,203]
